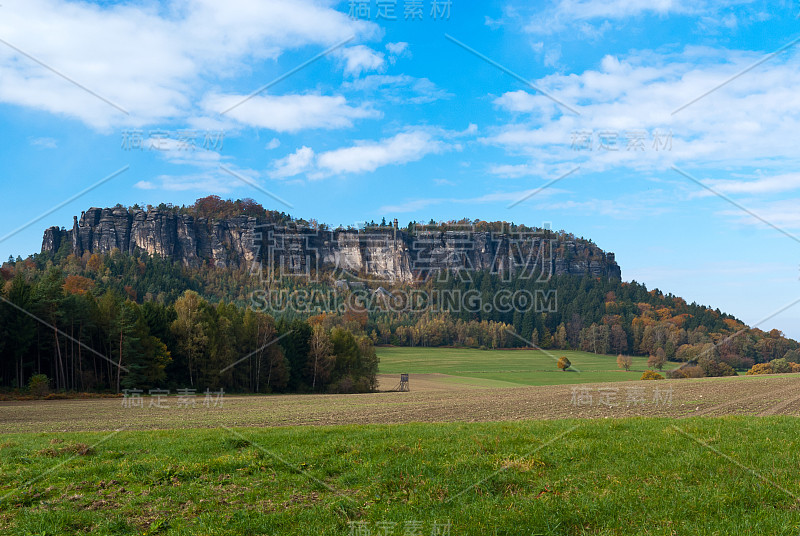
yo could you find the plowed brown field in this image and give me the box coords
[2,373,799,433]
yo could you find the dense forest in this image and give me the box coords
[0,259,378,394]
[1,197,797,393]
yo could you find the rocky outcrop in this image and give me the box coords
[43,206,261,269]
[42,206,621,281]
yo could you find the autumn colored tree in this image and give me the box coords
[63,275,94,295]
[555,323,568,349]
[617,353,632,371]
[648,348,667,370]
[307,324,334,391]
[557,356,571,371]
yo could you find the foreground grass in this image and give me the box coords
[377,347,687,386]
[1,417,799,535]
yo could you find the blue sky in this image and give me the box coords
[1,0,799,337]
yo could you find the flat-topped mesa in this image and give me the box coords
[41,207,621,281]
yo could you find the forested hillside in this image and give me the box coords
[1,197,797,393]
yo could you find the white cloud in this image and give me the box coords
[718,199,800,230]
[144,172,247,193]
[483,45,800,178]
[544,45,562,68]
[696,173,800,197]
[343,74,452,104]
[493,90,547,113]
[315,130,450,176]
[554,0,694,20]
[385,41,411,64]
[377,185,564,213]
[30,137,57,149]
[134,180,156,190]
[130,134,262,194]
[265,138,281,150]
[0,0,378,129]
[203,93,380,132]
[516,1,761,36]
[269,129,454,179]
[385,42,409,56]
[522,0,698,34]
[335,45,385,76]
[271,146,316,179]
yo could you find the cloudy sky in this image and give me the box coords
[1,0,799,337]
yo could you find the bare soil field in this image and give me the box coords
[1,373,799,433]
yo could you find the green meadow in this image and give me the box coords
[1,417,799,535]
[377,347,685,386]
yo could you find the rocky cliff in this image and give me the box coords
[42,206,621,282]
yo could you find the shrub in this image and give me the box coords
[698,357,736,377]
[328,375,355,394]
[557,356,571,371]
[791,362,800,373]
[666,368,689,379]
[641,370,664,380]
[740,357,755,371]
[681,365,706,378]
[746,363,773,375]
[717,362,737,376]
[719,352,747,370]
[697,358,736,377]
[28,374,50,398]
[770,358,792,374]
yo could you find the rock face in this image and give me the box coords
[42,207,621,281]
[43,206,260,269]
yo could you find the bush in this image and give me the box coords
[717,362,737,376]
[681,365,706,378]
[641,370,664,380]
[719,352,748,370]
[28,374,50,398]
[698,357,736,377]
[770,358,792,374]
[327,375,355,394]
[746,363,773,375]
[791,362,800,373]
[557,356,571,371]
[739,357,755,371]
[666,368,689,379]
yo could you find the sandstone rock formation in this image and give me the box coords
[42,206,621,282]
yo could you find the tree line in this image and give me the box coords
[3,243,798,392]
[0,265,378,394]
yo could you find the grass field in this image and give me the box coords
[2,417,800,535]
[377,347,685,386]
[2,349,795,535]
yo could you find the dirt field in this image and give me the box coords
[1,373,799,433]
